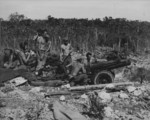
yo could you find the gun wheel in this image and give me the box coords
[94,70,114,84]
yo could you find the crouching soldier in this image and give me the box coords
[66,56,89,86]
[2,48,19,69]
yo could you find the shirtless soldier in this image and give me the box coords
[66,56,89,86]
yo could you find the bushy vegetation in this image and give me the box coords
[0,12,150,53]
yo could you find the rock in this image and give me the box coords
[61,84,70,89]
[53,101,88,120]
[127,86,136,93]
[138,86,146,92]
[115,72,123,81]
[103,117,110,120]
[8,89,30,100]
[119,92,129,99]
[38,103,54,120]
[0,100,6,107]
[136,112,144,119]
[133,90,142,96]
[106,84,115,89]
[98,91,112,103]
[81,94,88,99]
[1,107,26,120]
[29,87,42,93]
[116,111,127,118]
[9,77,27,86]
[104,106,114,117]
[1,83,15,93]
[0,91,7,97]
[60,95,65,101]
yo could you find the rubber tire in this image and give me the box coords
[94,70,114,84]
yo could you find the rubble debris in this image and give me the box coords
[118,92,129,99]
[127,86,136,93]
[81,94,88,99]
[59,95,65,101]
[115,72,124,81]
[98,91,112,103]
[0,91,7,97]
[104,106,115,118]
[1,81,150,120]
[52,101,88,120]
[8,89,30,100]
[61,84,70,89]
[9,77,27,86]
[29,87,42,93]
[1,53,150,120]
[1,83,15,93]
[0,100,6,107]
[105,84,115,89]
[38,103,53,120]
[133,89,142,96]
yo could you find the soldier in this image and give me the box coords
[33,29,51,71]
[67,56,89,86]
[43,29,51,53]
[60,38,72,61]
[17,41,31,64]
[15,41,31,70]
[2,48,17,69]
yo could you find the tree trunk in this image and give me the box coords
[0,19,1,49]
[118,37,121,51]
[86,29,89,51]
[94,28,98,50]
[14,38,16,49]
[136,39,139,52]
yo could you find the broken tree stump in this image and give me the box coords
[70,82,134,91]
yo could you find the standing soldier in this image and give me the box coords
[43,29,51,53]
[60,38,72,61]
[33,29,51,71]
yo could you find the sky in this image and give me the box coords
[0,0,150,22]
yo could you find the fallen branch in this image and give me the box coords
[45,90,84,97]
[70,82,134,91]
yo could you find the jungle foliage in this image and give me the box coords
[0,12,150,53]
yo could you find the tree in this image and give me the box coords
[0,18,2,48]
[0,18,4,21]
[8,12,27,22]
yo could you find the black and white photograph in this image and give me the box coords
[0,0,150,119]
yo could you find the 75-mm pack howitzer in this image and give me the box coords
[87,59,131,84]
[38,52,131,85]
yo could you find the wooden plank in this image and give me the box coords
[70,82,134,91]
